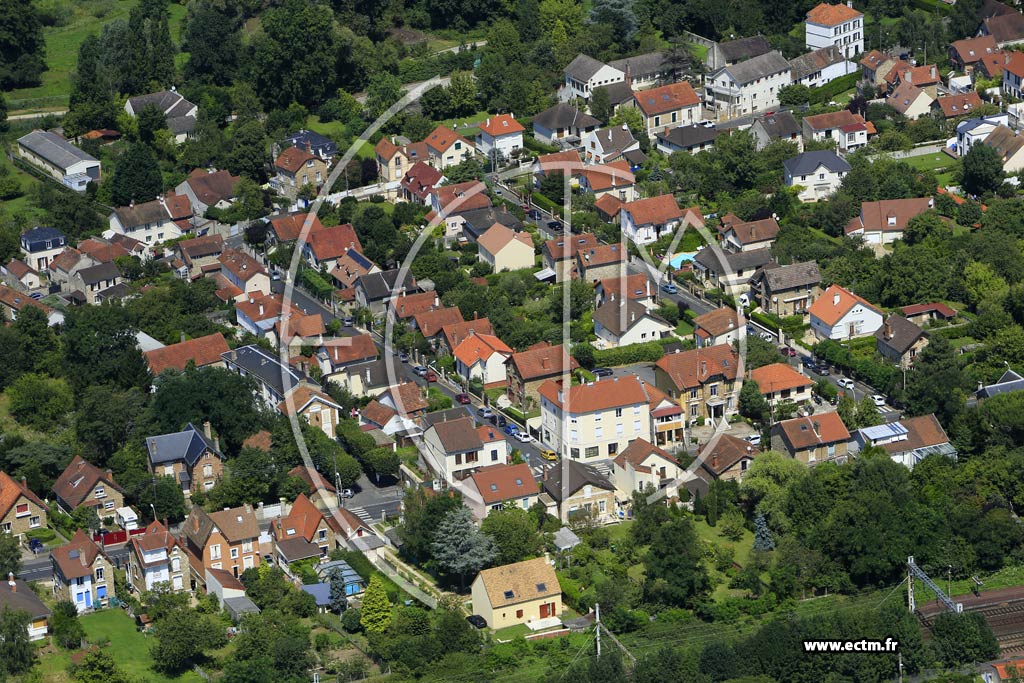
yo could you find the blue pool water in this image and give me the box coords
[667,252,697,269]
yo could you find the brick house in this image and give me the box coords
[52,455,124,519]
[127,520,191,593]
[875,315,928,369]
[271,146,328,201]
[505,342,580,412]
[698,434,758,482]
[0,471,47,539]
[183,504,262,579]
[145,422,226,497]
[654,344,740,423]
[772,412,851,465]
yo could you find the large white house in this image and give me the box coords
[476,114,525,161]
[538,375,654,461]
[17,130,101,192]
[620,195,685,245]
[592,299,673,348]
[808,284,884,340]
[783,150,851,202]
[453,333,513,389]
[705,51,792,120]
[805,2,863,59]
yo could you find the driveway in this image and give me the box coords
[342,472,405,526]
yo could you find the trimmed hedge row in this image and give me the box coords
[593,340,667,366]
[748,310,781,332]
[809,73,859,105]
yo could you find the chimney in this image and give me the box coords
[833,292,841,306]
[847,0,852,6]
[541,357,549,369]
[625,63,632,87]
[203,421,212,439]
[711,453,718,470]
[885,319,892,340]
[700,360,707,376]
[812,420,821,437]
[365,366,371,384]
[646,280,651,297]
[928,197,934,208]
[434,295,440,308]
[258,303,264,317]
[931,66,937,79]
[214,434,220,452]
[180,331,186,343]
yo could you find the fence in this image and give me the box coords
[92,528,147,545]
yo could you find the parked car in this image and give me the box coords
[398,352,409,363]
[341,489,354,499]
[781,346,798,357]
[477,407,494,419]
[801,357,817,370]
[343,316,354,327]
[425,370,438,382]
[466,615,487,629]
[592,367,614,378]
[497,415,508,428]
[514,431,534,443]
[759,332,774,342]
[812,393,823,406]
[28,538,44,553]
[661,282,678,294]
[817,365,830,376]
[871,394,887,408]
[837,378,855,390]
[503,424,519,436]
[412,365,428,377]
[455,393,471,404]
[743,433,761,446]
[539,449,558,461]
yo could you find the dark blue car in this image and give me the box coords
[503,424,519,436]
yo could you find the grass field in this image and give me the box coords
[904,153,955,173]
[4,1,187,112]
[31,609,207,683]
[0,154,47,223]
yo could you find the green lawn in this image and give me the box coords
[676,319,695,337]
[0,155,47,223]
[32,610,206,683]
[692,518,757,600]
[904,153,954,173]
[5,1,187,112]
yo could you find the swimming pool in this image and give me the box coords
[667,252,697,269]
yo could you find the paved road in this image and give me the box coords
[432,40,487,56]
[7,109,67,120]
[627,260,716,316]
[341,472,405,526]
[271,280,345,327]
[20,556,52,582]
[354,75,451,105]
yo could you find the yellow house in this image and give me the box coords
[476,224,535,272]
[471,557,561,629]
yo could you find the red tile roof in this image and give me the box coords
[470,464,535,504]
[275,146,318,174]
[614,438,678,471]
[808,284,881,327]
[936,92,983,118]
[538,375,650,413]
[278,386,339,417]
[383,382,428,415]
[5,259,34,279]
[0,471,45,520]
[777,413,850,450]
[477,223,533,255]
[594,194,624,219]
[235,291,288,323]
[52,455,123,510]
[750,363,813,394]
[324,333,378,366]
[308,223,362,261]
[361,400,398,427]
[577,242,626,269]
[393,291,440,319]
[950,35,999,64]
[806,2,862,26]
[723,216,780,245]
[219,247,266,282]
[699,434,756,477]
[1003,50,1024,78]
[77,238,130,263]
[453,333,513,367]
[633,81,700,116]
[544,233,598,261]
[184,169,240,206]
[622,194,681,226]
[655,344,739,390]
[598,273,652,302]
[433,181,491,214]
[52,529,105,580]
[802,109,866,131]
[400,161,444,200]
[375,137,402,162]
[441,318,494,350]
[859,50,893,70]
[244,430,273,452]
[288,464,336,493]
[478,114,525,137]
[845,197,934,235]
[425,125,473,154]
[580,161,634,192]
[414,306,465,337]
[144,333,230,376]
[271,213,325,242]
[271,493,324,542]
[535,150,583,175]
[694,307,741,337]
[900,302,957,318]
[508,343,579,380]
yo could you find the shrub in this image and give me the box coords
[341,607,363,633]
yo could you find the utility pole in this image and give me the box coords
[595,603,601,657]
[898,652,903,683]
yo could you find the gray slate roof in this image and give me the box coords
[875,315,925,354]
[542,459,614,501]
[754,111,802,139]
[608,51,666,79]
[758,261,821,291]
[113,200,171,229]
[422,407,473,428]
[790,45,847,80]
[693,247,775,273]
[565,54,610,82]
[146,422,224,467]
[590,125,637,155]
[18,130,98,171]
[717,36,772,63]
[223,596,260,620]
[783,150,851,176]
[601,81,636,107]
[356,269,417,302]
[77,261,120,285]
[0,580,51,619]
[459,206,522,240]
[657,125,719,148]
[722,50,791,85]
[593,299,669,336]
[221,344,310,397]
[532,103,602,131]
[977,369,1024,399]
[127,91,195,118]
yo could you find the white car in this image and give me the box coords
[837,378,855,390]
[871,394,886,408]
[514,431,534,443]
[743,433,761,446]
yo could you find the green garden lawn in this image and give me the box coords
[78,609,205,683]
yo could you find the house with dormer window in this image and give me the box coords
[472,558,561,629]
[52,456,124,520]
[127,520,190,593]
[51,530,113,613]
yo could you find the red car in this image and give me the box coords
[782,347,798,357]
[455,393,471,404]
[425,370,438,382]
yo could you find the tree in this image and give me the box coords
[136,103,167,145]
[65,34,119,136]
[360,575,392,633]
[0,531,21,578]
[228,120,268,182]
[6,373,73,431]
[151,608,227,673]
[71,649,135,683]
[778,83,811,106]
[75,385,145,466]
[110,143,163,206]
[431,507,497,585]
[0,0,47,88]
[139,475,187,523]
[328,568,349,614]
[71,505,102,534]
[181,0,241,86]
[0,91,7,134]
[962,143,1004,197]
[480,506,543,565]
[446,71,478,117]
[0,606,34,675]
[643,516,710,607]
[753,512,775,551]
[739,380,769,422]
[364,72,403,119]
[590,86,612,123]
[51,600,84,649]
[123,0,175,91]
[226,610,312,683]
[931,612,999,666]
